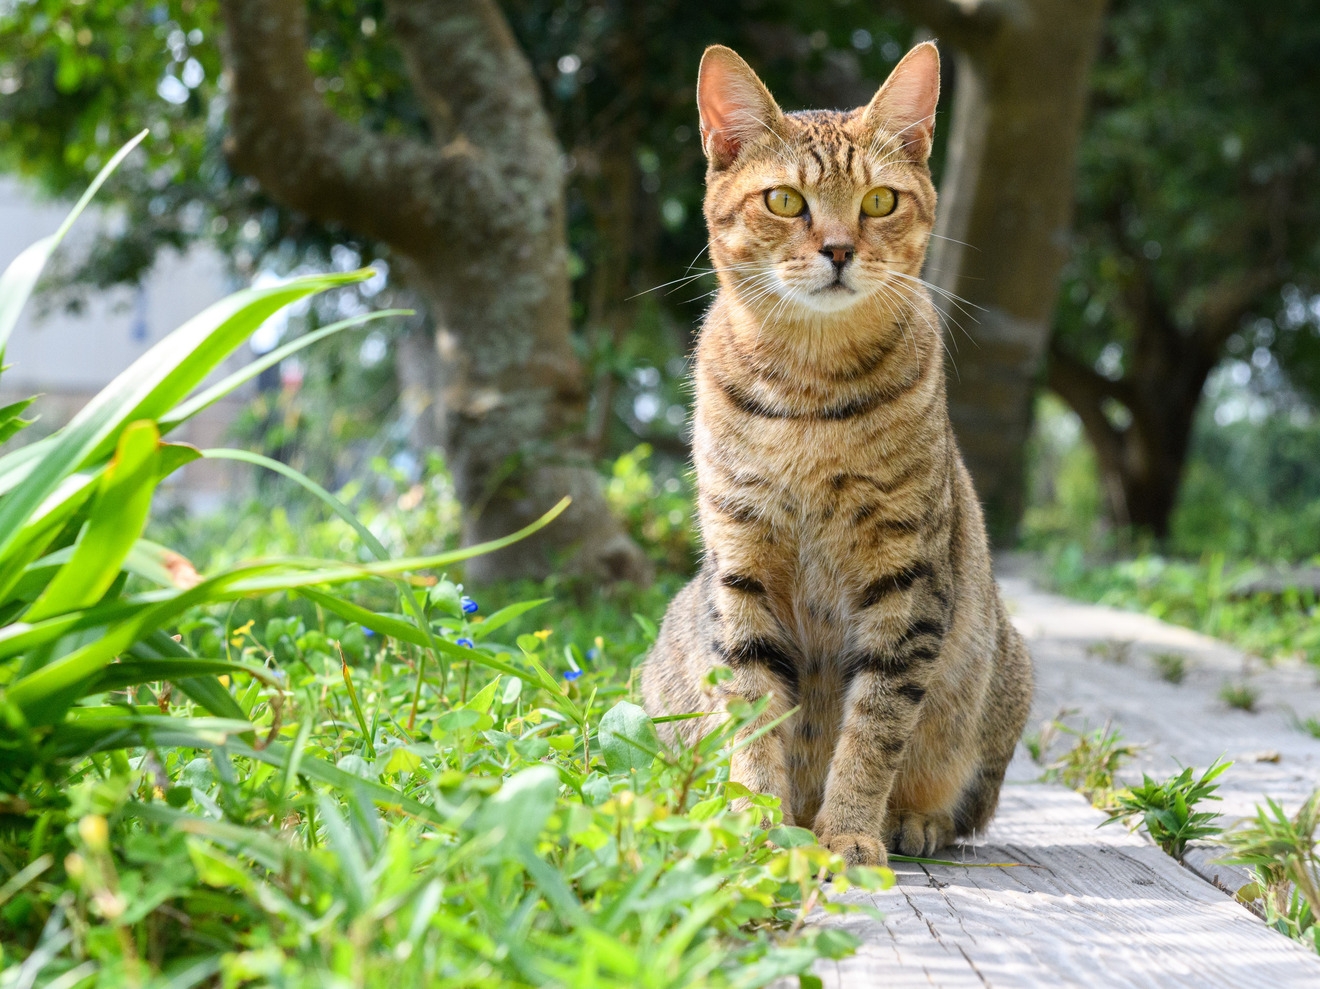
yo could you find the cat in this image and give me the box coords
[640,41,1033,867]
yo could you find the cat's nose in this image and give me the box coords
[821,244,854,270]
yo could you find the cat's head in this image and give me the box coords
[698,43,939,320]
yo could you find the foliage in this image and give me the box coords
[1171,407,1320,562]
[1043,548,1320,667]
[1102,758,1230,859]
[1037,720,1139,809]
[0,0,918,468]
[1024,392,1320,563]
[0,158,891,986]
[1052,0,1320,431]
[604,444,699,575]
[1152,652,1186,684]
[1223,791,1320,953]
[1219,680,1259,713]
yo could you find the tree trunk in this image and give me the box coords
[891,0,1109,542]
[219,0,650,583]
[1048,338,1211,537]
[1047,262,1278,537]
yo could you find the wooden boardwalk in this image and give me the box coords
[805,568,1320,987]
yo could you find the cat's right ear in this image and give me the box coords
[697,46,785,170]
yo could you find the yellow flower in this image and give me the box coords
[78,814,109,852]
[533,629,553,641]
[229,619,255,647]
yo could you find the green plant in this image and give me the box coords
[1222,791,1320,953]
[1152,652,1187,684]
[1041,720,1140,809]
[1220,680,1260,712]
[1299,716,1320,740]
[1085,639,1133,664]
[1042,550,1320,667]
[0,142,890,986]
[1102,758,1231,858]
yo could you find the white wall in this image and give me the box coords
[0,177,246,510]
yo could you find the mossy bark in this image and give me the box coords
[219,0,649,582]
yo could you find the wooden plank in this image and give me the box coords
[1001,572,1320,900]
[796,571,1320,986]
[812,784,1320,988]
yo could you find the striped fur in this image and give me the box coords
[640,43,1033,866]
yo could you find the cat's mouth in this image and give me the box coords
[815,279,855,295]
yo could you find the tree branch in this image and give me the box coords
[1046,340,1135,525]
[1194,265,1284,354]
[385,0,554,158]
[219,0,467,256]
[885,0,1007,52]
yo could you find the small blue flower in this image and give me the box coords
[460,596,478,615]
[563,669,583,681]
[456,637,475,649]
[363,628,375,637]
[586,648,599,661]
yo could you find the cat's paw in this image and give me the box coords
[820,831,887,868]
[888,810,955,858]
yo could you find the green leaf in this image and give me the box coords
[462,675,502,715]
[158,309,410,430]
[0,396,36,445]
[597,701,661,777]
[768,825,819,848]
[0,131,147,357]
[0,270,371,562]
[25,420,161,622]
[464,765,559,848]
[471,598,550,639]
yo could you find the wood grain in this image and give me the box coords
[813,785,1320,987]
[794,569,1320,986]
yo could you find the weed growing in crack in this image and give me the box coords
[1103,758,1231,858]
[1220,680,1260,712]
[1153,652,1188,684]
[1222,791,1320,953]
[1040,720,1140,809]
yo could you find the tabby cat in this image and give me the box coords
[640,42,1033,867]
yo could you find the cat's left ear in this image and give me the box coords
[860,42,941,161]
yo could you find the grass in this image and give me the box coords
[0,151,890,987]
[1102,758,1231,859]
[1220,680,1261,712]
[1152,652,1188,684]
[1034,718,1140,810]
[1223,792,1320,952]
[1044,547,1320,667]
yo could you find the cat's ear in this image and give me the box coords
[697,46,786,170]
[860,42,941,161]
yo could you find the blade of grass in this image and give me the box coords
[24,421,161,622]
[340,645,376,760]
[202,446,449,727]
[0,131,147,355]
[159,309,411,430]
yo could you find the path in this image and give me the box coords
[807,567,1320,987]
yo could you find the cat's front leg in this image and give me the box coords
[814,597,946,866]
[811,665,925,867]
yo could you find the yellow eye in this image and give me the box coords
[861,187,898,217]
[765,187,806,218]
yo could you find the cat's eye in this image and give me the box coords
[861,186,898,217]
[765,187,806,218]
